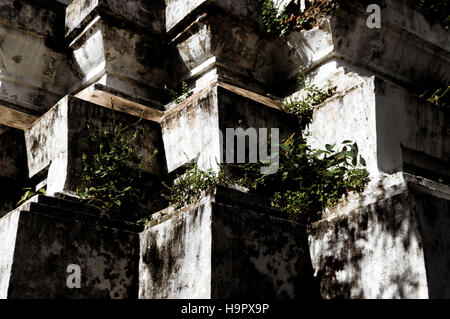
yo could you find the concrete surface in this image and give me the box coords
[139,186,314,299]
[24,95,166,198]
[309,173,450,299]
[306,76,450,181]
[0,195,140,299]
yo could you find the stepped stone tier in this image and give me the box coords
[0,0,449,299]
[24,95,165,198]
[0,0,79,128]
[306,76,450,180]
[139,186,313,299]
[0,194,140,299]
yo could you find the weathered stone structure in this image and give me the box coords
[0,0,449,299]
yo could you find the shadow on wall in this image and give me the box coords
[309,177,450,299]
[0,127,28,218]
[414,188,450,299]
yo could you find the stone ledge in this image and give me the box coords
[145,185,286,229]
[323,173,450,220]
[165,0,267,34]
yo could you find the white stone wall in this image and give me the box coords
[139,197,213,299]
[0,210,20,299]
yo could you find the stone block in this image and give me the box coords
[306,76,450,181]
[309,173,450,299]
[0,195,140,299]
[170,6,286,94]
[24,95,166,198]
[67,5,171,104]
[283,0,450,91]
[161,81,298,173]
[139,186,314,299]
[0,0,65,39]
[0,0,79,116]
[65,0,164,37]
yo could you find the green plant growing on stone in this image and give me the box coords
[257,0,289,36]
[77,103,157,212]
[281,67,336,129]
[420,85,450,109]
[229,68,368,226]
[256,0,317,35]
[136,216,150,225]
[17,187,47,206]
[162,162,229,209]
[165,81,193,104]
[231,135,369,225]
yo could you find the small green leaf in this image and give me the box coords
[360,156,367,166]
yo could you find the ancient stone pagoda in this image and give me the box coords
[0,0,449,299]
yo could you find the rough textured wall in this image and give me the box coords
[211,200,314,299]
[139,187,315,299]
[375,79,450,177]
[161,83,297,173]
[306,76,450,180]
[0,0,449,301]
[171,7,287,93]
[309,191,429,298]
[68,16,171,102]
[0,128,27,218]
[283,0,450,91]
[309,180,450,299]
[0,0,65,38]
[66,0,164,36]
[161,85,221,172]
[24,95,166,199]
[414,187,450,298]
[0,0,79,115]
[139,199,213,299]
[165,0,264,32]
[4,201,140,299]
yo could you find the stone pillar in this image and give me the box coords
[0,194,141,299]
[309,174,450,299]
[277,0,450,182]
[0,0,79,127]
[139,186,316,299]
[23,95,166,215]
[65,0,170,105]
[161,82,298,173]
